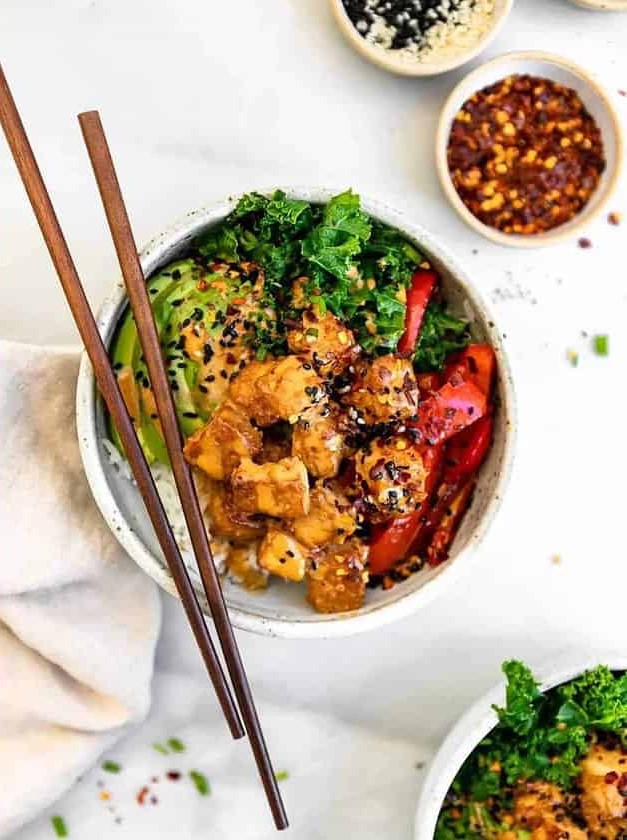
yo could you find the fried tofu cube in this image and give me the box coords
[307,541,368,614]
[226,544,268,591]
[513,782,587,840]
[228,360,280,427]
[354,434,427,517]
[580,745,627,839]
[229,356,326,427]
[292,484,356,548]
[183,401,262,480]
[287,308,359,377]
[231,456,310,519]
[205,482,266,543]
[258,529,309,582]
[346,354,418,425]
[291,405,347,478]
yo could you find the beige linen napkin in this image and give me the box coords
[0,341,161,837]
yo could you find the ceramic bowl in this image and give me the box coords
[76,187,516,639]
[414,655,627,840]
[328,0,513,77]
[436,51,623,247]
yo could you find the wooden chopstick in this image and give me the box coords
[0,63,244,741]
[78,110,288,831]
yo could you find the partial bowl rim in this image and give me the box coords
[76,186,517,639]
[328,0,514,77]
[567,0,627,9]
[414,654,627,840]
[435,50,624,247]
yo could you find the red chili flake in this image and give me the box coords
[605,771,619,784]
[618,772,627,794]
[619,90,627,97]
[151,776,159,784]
[136,786,150,805]
[608,211,622,226]
[578,237,592,249]
[166,771,181,781]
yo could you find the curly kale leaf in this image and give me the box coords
[413,302,471,371]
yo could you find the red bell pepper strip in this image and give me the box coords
[425,480,475,567]
[410,378,487,445]
[367,443,443,576]
[397,270,437,357]
[445,344,496,397]
[443,414,494,485]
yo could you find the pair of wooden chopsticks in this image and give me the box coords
[0,64,287,831]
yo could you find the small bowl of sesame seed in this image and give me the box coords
[436,51,624,247]
[329,0,513,77]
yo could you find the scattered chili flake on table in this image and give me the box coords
[51,816,68,837]
[166,770,181,781]
[578,237,592,249]
[608,211,621,225]
[551,553,562,565]
[447,74,605,235]
[136,786,150,806]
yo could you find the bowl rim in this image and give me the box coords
[435,50,624,248]
[414,654,627,840]
[76,186,517,639]
[327,0,514,78]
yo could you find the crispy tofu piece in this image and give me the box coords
[513,782,587,840]
[183,400,262,480]
[258,528,309,582]
[228,360,280,426]
[229,356,326,427]
[292,484,356,548]
[580,745,627,839]
[292,405,347,478]
[231,456,310,519]
[205,482,266,543]
[307,540,368,614]
[226,544,268,591]
[354,434,427,517]
[346,354,418,425]
[287,308,359,377]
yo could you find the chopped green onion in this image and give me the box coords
[189,770,210,796]
[102,760,121,773]
[51,816,68,837]
[167,737,185,753]
[152,742,169,755]
[275,770,290,782]
[592,334,609,356]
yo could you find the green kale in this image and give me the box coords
[302,190,371,281]
[413,303,470,371]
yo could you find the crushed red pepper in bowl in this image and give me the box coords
[447,74,606,236]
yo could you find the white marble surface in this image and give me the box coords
[3,0,627,837]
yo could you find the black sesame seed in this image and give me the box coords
[171,298,184,307]
[182,412,198,419]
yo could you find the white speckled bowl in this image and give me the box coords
[436,51,624,247]
[328,0,513,77]
[76,188,516,638]
[567,0,627,10]
[414,655,627,840]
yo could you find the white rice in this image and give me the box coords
[102,439,228,574]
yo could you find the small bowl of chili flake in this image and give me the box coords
[436,52,623,247]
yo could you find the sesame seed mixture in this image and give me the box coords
[341,0,495,62]
[447,74,605,235]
